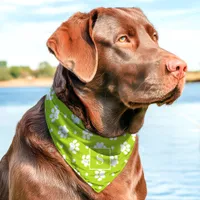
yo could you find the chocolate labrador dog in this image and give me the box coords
[0,7,187,200]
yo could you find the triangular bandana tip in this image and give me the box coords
[45,88,136,193]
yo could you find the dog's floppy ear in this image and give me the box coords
[47,11,98,83]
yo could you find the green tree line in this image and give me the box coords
[0,61,56,81]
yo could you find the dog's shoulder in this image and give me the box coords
[0,96,49,200]
[4,96,88,199]
[7,95,52,166]
[18,95,48,137]
[14,95,54,160]
[0,154,9,200]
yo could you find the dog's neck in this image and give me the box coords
[52,65,127,137]
[52,65,147,137]
[52,65,93,130]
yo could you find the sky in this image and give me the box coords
[0,0,200,71]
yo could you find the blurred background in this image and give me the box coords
[0,0,199,199]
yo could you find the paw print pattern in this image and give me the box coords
[94,170,106,181]
[120,141,131,155]
[110,155,118,167]
[71,114,81,124]
[82,130,93,140]
[58,125,69,138]
[94,142,107,149]
[69,140,80,154]
[49,107,59,122]
[81,155,90,167]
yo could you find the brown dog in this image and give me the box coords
[0,7,187,200]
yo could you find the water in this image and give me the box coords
[0,83,200,199]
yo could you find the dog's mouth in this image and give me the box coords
[156,87,179,106]
[127,87,179,109]
[120,86,181,134]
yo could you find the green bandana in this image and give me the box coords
[45,89,136,193]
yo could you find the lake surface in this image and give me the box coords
[0,83,200,199]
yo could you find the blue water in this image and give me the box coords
[0,83,200,199]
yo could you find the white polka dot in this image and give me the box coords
[63,155,66,159]
[112,173,115,176]
[85,173,88,176]
[124,159,128,163]
[98,186,102,189]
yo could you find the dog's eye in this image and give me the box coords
[118,36,129,43]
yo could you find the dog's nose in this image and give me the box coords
[166,58,187,79]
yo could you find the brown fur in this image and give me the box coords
[0,7,187,200]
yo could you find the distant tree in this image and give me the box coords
[0,61,7,68]
[9,66,32,78]
[19,66,33,78]
[0,68,12,81]
[9,66,21,78]
[35,62,55,77]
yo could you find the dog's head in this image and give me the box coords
[47,7,187,137]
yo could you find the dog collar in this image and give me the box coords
[45,89,136,193]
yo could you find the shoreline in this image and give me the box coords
[0,75,199,88]
[186,71,200,82]
[0,78,53,88]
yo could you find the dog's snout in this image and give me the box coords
[166,58,187,79]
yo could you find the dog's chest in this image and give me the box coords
[99,186,134,200]
[87,170,136,200]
